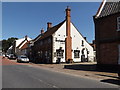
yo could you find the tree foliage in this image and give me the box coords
[2,37,18,53]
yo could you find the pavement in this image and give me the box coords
[2,56,120,87]
[2,57,120,88]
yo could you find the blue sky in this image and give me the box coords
[2,2,101,43]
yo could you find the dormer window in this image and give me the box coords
[117,17,120,31]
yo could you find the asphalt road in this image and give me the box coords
[2,59,119,88]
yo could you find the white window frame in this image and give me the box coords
[117,17,120,31]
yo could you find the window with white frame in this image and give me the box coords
[117,17,120,31]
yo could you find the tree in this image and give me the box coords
[2,37,18,53]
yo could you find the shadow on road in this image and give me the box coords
[101,79,120,85]
[64,64,118,73]
[95,74,119,79]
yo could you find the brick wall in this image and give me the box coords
[32,36,52,63]
[94,13,120,65]
[99,42,118,64]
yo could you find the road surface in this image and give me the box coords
[2,58,119,88]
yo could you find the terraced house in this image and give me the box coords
[93,0,120,69]
[32,7,95,64]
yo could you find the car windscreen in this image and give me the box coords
[21,56,27,58]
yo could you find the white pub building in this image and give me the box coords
[33,7,95,63]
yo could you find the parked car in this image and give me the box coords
[17,55,29,63]
[5,54,9,57]
[2,54,5,59]
[8,54,16,60]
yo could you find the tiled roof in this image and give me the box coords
[15,37,32,47]
[33,34,42,43]
[20,41,30,50]
[16,39,27,48]
[96,1,120,18]
[38,20,65,40]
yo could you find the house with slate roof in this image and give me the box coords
[32,7,95,64]
[93,0,120,69]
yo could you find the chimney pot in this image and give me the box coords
[47,22,52,30]
[66,6,71,19]
[25,35,27,40]
[41,28,44,34]
[84,37,87,40]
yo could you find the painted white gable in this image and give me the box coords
[52,21,66,63]
[15,37,32,56]
[15,37,32,48]
[52,21,94,63]
[71,22,94,62]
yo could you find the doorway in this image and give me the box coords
[56,47,64,64]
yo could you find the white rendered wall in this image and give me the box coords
[71,23,94,62]
[52,22,66,63]
[52,21,94,63]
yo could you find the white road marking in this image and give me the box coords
[30,75,59,88]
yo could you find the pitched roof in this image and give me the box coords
[15,37,32,47]
[17,39,27,48]
[20,41,30,50]
[16,37,32,48]
[33,34,42,43]
[38,20,65,40]
[95,0,120,18]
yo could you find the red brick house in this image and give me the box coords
[93,1,120,70]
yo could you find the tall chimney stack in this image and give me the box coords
[66,6,71,36]
[47,22,52,30]
[65,6,72,63]
[41,28,44,34]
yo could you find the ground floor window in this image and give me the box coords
[56,49,64,58]
[74,50,80,58]
[57,52,63,58]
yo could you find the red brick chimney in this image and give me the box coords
[41,28,44,34]
[47,22,52,30]
[65,6,72,63]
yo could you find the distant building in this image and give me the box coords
[32,7,95,64]
[12,36,32,56]
[93,1,120,69]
